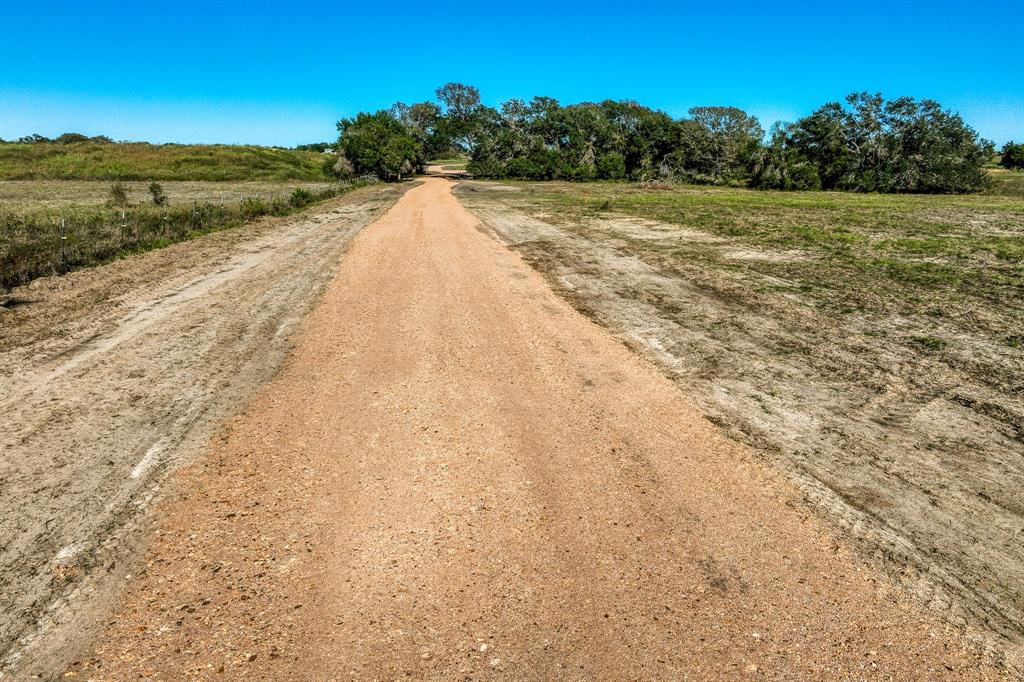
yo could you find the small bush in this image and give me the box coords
[148,182,167,206]
[289,187,313,207]
[331,154,355,179]
[239,197,268,219]
[270,196,289,214]
[910,335,947,351]
[108,181,129,207]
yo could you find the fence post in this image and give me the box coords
[59,217,67,272]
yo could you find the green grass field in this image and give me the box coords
[428,157,466,166]
[0,142,332,181]
[428,157,469,172]
[0,142,346,289]
[465,177,1024,341]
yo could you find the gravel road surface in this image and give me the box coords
[64,177,1004,680]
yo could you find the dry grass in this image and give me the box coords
[0,180,337,211]
[0,181,366,290]
[463,180,1024,332]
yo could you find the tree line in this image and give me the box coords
[3,133,116,144]
[331,83,1012,193]
[1,135,319,152]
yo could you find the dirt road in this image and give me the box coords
[41,176,999,680]
[0,184,409,676]
[453,182,1024,672]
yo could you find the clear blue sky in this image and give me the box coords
[1,0,1022,146]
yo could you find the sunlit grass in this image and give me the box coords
[468,179,1024,324]
[0,142,331,181]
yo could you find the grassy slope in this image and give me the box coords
[0,142,331,181]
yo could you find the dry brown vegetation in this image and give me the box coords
[0,180,336,211]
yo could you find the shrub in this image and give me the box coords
[108,181,129,206]
[336,111,422,181]
[1000,142,1024,170]
[239,197,268,219]
[55,133,90,144]
[289,187,313,207]
[148,182,167,206]
[330,154,355,179]
[596,152,626,180]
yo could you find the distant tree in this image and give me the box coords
[391,100,450,160]
[469,95,761,183]
[148,182,167,206]
[295,142,334,152]
[880,95,992,192]
[55,132,90,144]
[1000,142,1024,170]
[435,82,489,154]
[329,84,992,194]
[435,82,481,118]
[467,96,681,181]
[686,106,763,182]
[782,101,855,188]
[748,124,822,190]
[755,93,991,193]
[596,100,675,179]
[17,134,51,144]
[658,108,763,184]
[662,119,711,181]
[335,110,422,181]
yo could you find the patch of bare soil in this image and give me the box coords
[0,183,410,678]
[456,184,1024,675]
